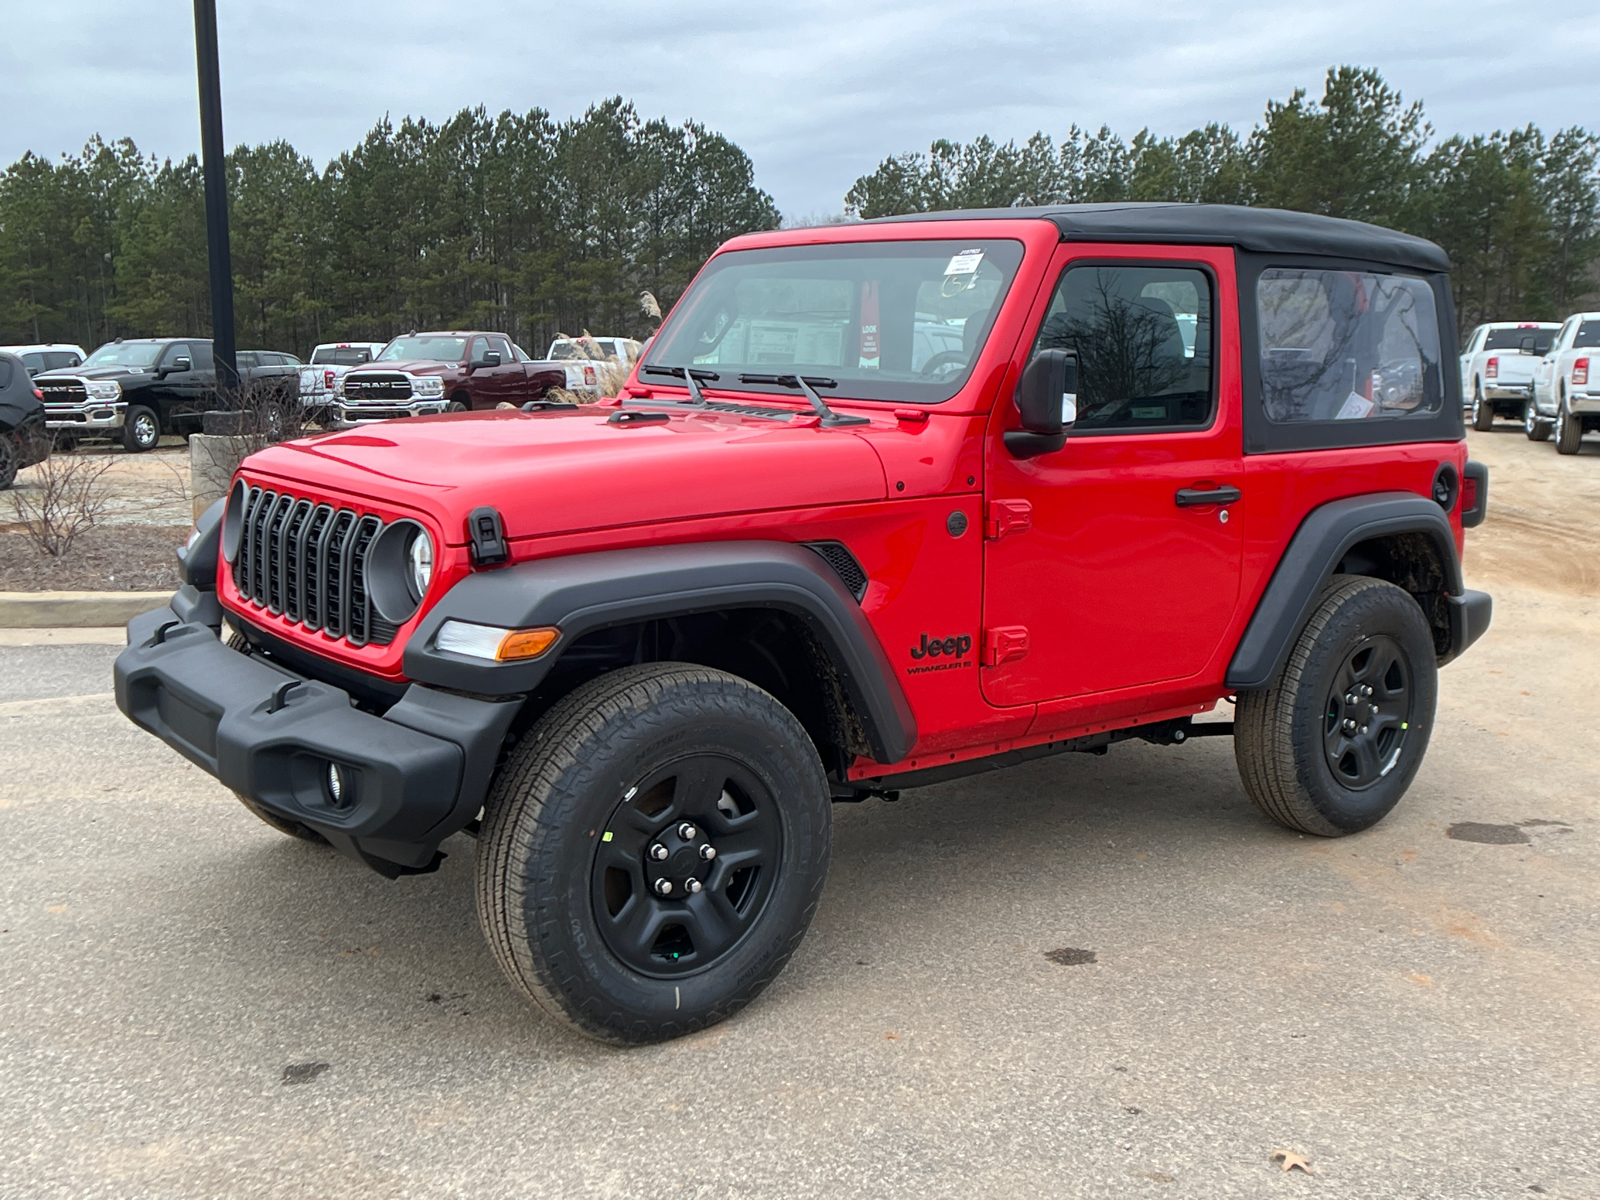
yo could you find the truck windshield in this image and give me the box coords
[83,342,165,368]
[377,336,466,363]
[549,340,615,360]
[1484,328,1554,353]
[644,239,1025,403]
[311,347,374,366]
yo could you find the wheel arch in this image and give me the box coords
[404,541,917,770]
[1226,492,1469,691]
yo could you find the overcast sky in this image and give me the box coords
[4,0,1598,219]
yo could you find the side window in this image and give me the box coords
[44,352,79,370]
[1257,268,1442,423]
[1575,320,1600,350]
[1467,327,1485,354]
[469,336,490,362]
[1034,263,1214,431]
[164,343,192,369]
[237,352,259,371]
[488,336,513,361]
[20,353,45,374]
[0,359,13,388]
[1556,319,1576,351]
[191,343,214,371]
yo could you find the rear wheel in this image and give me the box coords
[1471,385,1495,431]
[1235,575,1437,837]
[476,662,830,1043]
[1525,396,1552,441]
[1556,391,1582,454]
[122,405,160,452]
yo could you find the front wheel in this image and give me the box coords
[1525,397,1553,441]
[446,399,469,413]
[1234,575,1437,837]
[1471,385,1495,431]
[476,663,831,1043]
[122,405,160,452]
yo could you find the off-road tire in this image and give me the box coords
[1471,385,1495,431]
[0,436,16,489]
[1234,575,1437,837]
[1556,394,1582,454]
[1525,397,1552,441]
[475,662,831,1044]
[123,405,160,452]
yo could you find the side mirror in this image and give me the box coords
[1005,348,1077,459]
[471,351,501,370]
[170,356,192,373]
[1520,336,1536,355]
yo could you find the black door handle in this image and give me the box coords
[1175,485,1242,507]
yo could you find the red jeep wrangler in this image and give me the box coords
[116,204,1492,1043]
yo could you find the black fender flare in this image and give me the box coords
[405,541,917,765]
[1225,491,1471,691]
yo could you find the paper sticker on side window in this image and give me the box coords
[944,249,985,276]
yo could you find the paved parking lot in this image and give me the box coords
[1,425,1597,1198]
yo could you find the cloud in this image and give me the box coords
[4,0,1597,218]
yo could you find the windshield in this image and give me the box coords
[645,239,1025,403]
[377,336,466,363]
[83,342,165,368]
[311,346,374,366]
[549,340,615,360]
[1484,328,1555,353]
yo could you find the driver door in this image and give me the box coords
[982,244,1245,710]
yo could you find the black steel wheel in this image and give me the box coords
[476,662,830,1043]
[1525,396,1552,441]
[122,405,160,452]
[1235,575,1437,836]
[1471,385,1495,431]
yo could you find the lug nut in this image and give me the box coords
[654,879,674,895]
[686,879,703,894]
[1343,719,1357,732]
[699,844,717,860]
[649,843,669,861]
[1360,726,1369,734]
[677,822,697,840]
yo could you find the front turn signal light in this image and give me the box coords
[435,620,559,662]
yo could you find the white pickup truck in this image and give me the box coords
[1460,322,1559,431]
[540,336,642,395]
[298,342,387,422]
[1530,312,1600,453]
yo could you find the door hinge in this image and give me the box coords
[982,625,1030,667]
[985,499,1033,540]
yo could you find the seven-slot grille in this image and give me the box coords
[230,487,400,647]
[342,372,413,401]
[39,379,88,405]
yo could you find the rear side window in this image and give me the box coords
[20,353,44,373]
[1576,321,1600,349]
[1258,269,1442,424]
[1484,328,1553,353]
[1034,263,1214,431]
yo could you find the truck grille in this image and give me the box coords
[230,487,399,647]
[342,373,413,401]
[38,379,87,404]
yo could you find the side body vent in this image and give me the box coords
[802,540,868,603]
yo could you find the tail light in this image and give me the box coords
[325,369,336,389]
[584,365,597,386]
[33,388,44,400]
[1485,357,1498,380]
[1575,358,1590,386]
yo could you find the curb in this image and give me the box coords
[0,591,170,629]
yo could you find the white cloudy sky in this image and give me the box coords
[4,0,1598,218]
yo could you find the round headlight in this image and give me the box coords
[408,529,434,600]
[367,519,433,625]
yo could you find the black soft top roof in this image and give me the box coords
[871,202,1449,273]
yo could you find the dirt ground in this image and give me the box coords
[0,441,193,591]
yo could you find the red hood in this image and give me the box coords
[241,406,889,545]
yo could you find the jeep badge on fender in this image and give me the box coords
[115,203,1491,1047]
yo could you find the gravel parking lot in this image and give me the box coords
[1,424,1596,1199]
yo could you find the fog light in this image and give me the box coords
[327,762,351,808]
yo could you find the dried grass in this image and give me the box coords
[8,435,115,557]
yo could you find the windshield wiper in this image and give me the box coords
[642,364,719,405]
[738,374,869,427]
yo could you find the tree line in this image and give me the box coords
[846,67,1600,332]
[2,68,1594,357]
[0,98,780,357]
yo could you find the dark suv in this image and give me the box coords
[116,204,1491,1044]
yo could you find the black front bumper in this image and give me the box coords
[114,605,520,875]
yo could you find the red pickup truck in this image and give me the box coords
[331,331,566,426]
[117,204,1490,1044]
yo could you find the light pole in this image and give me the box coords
[193,0,238,392]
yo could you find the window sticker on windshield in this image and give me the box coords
[1335,392,1375,420]
[944,249,985,276]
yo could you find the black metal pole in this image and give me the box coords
[193,0,238,393]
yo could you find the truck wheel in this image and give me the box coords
[123,405,160,452]
[446,399,469,413]
[476,662,831,1044]
[1524,397,1552,441]
[1234,575,1437,837]
[1556,394,1582,454]
[1471,385,1494,431]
